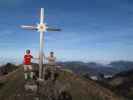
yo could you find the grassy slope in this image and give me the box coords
[56,70,123,100]
[107,70,133,100]
[0,67,26,100]
[0,67,123,100]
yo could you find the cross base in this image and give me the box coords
[37,78,44,83]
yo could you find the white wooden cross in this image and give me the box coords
[21,8,61,80]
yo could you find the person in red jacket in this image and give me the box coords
[23,49,33,80]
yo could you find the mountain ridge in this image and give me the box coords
[0,65,123,100]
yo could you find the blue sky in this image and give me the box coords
[0,0,131,64]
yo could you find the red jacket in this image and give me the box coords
[23,54,33,65]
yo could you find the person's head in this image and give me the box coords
[50,51,54,57]
[26,49,30,54]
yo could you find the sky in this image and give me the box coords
[0,0,131,64]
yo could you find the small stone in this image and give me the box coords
[24,84,37,92]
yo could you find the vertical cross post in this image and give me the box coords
[39,31,44,79]
[39,8,45,80]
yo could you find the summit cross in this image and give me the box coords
[21,8,61,80]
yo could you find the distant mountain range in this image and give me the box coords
[57,61,133,76]
[0,61,133,76]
